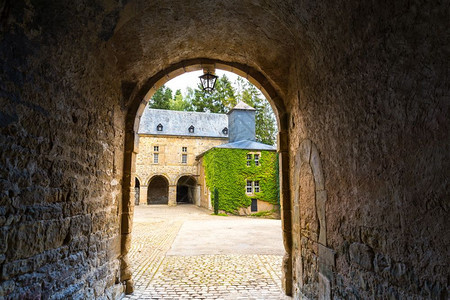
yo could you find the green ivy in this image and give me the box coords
[203,148,279,213]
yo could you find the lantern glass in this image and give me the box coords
[199,72,218,93]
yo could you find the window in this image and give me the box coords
[246,180,260,194]
[182,154,187,164]
[182,147,187,152]
[251,199,258,212]
[254,181,260,193]
[153,146,159,163]
[156,123,163,131]
[188,125,195,133]
[247,154,252,166]
[246,180,252,193]
[254,154,260,166]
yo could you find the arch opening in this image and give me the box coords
[122,59,291,295]
[135,177,141,206]
[176,175,197,204]
[147,175,170,205]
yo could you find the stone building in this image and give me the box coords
[136,108,228,206]
[136,102,278,214]
[1,1,448,299]
[196,102,279,214]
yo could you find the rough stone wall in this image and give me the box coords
[197,157,211,210]
[287,1,449,299]
[0,0,448,299]
[136,135,227,186]
[0,0,127,298]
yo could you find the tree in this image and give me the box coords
[148,75,277,145]
[169,89,193,111]
[148,85,172,109]
[187,75,236,113]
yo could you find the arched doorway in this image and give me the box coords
[176,175,197,204]
[147,175,169,204]
[135,178,140,206]
[121,59,291,294]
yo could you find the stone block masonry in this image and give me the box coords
[0,1,127,297]
[136,135,227,205]
[0,0,448,299]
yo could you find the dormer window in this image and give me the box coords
[188,125,195,133]
[157,123,163,131]
[222,127,228,135]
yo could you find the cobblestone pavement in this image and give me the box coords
[123,205,290,299]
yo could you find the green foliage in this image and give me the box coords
[213,188,219,215]
[275,152,280,205]
[169,89,193,111]
[250,209,277,217]
[148,85,172,109]
[149,75,277,144]
[187,75,237,113]
[211,213,228,216]
[203,148,278,213]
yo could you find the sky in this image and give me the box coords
[165,69,239,95]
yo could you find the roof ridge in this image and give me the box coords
[147,108,227,116]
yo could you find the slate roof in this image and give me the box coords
[228,101,256,112]
[196,140,276,159]
[215,140,276,151]
[138,108,229,138]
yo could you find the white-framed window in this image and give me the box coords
[254,154,260,166]
[182,154,187,164]
[182,147,187,152]
[154,145,159,152]
[246,180,261,194]
[153,153,159,164]
[246,180,253,193]
[247,154,252,166]
[254,181,260,193]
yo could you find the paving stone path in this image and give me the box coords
[123,205,290,299]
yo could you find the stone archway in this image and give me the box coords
[176,175,197,204]
[147,175,170,205]
[120,59,291,294]
[1,1,446,299]
[135,177,140,206]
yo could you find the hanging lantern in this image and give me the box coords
[199,71,218,93]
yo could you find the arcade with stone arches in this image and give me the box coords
[140,174,199,205]
[1,1,447,299]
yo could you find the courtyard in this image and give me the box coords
[123,205,289,299]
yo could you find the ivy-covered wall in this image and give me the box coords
[203,148,279,213]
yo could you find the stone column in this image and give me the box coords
[195,185,201,206]
[168,184,177,206]
[140,185,148,205]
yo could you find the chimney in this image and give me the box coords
[228,101,256,142]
